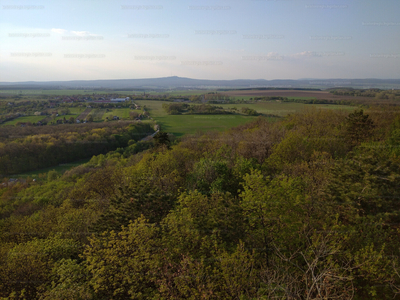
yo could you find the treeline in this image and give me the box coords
[0,113,21,124]
[0,121,137,142]
[254,96,287,101]
[241,107,259,115]
[0,122,153,175]
[162,103,232,115]
[283,98,354,105]
[330,88,400,100]
[1,107,400,298]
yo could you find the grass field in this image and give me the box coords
[102,108,131,120]
[135,100,356,136]
[1,115,47,126]
[1,110,87,126]
[136,100,264,136]
[52,113,81,123]
[68,107,86,114]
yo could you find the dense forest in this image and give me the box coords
[1,107,400,299]
[0,122,153,175]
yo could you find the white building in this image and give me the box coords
[110,97,130,102]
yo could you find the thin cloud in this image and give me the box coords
[51,28,101,36]
[51,28,67,34]
[71,31,98,37]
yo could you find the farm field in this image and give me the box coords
[52,113,81,123]
[1,115,45,126]
[102,108,131,120]
[151,89,211,96]
[88,109,106,121]
[135,100,356,136]
[68,107,86,114]
[76,108,93,121]
[137,100,259,136]
[221,102,356,116]
[220,89,367,100]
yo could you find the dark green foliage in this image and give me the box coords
[345,109,375,147]
[162,102,232,115]
[241,107,259,115]
[153,130,170,148]
[92,182,174,233]
[162,102,189,114]
[327,147,400,222]
[0,122,153,175]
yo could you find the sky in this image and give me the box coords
[0,0,399,81]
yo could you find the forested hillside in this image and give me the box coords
[0,122,153,175]
[1,107,400,299]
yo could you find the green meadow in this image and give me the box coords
[1,115,45,126]
[136,100,356,136]
[102,108,131,120]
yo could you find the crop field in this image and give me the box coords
[221,102,356,116]
[151,89,212,96]
[88,109,106,121]
[76,108,93,120]
[220,89,367,100]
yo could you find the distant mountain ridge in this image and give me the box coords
[1,76,399,89]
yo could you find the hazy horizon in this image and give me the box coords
[2,76,400,84]
[1,0,399,81]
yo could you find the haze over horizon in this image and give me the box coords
[1,0,399,82]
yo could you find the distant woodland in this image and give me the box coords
[1,105,400,299]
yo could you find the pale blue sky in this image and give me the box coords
[0,0,399,81]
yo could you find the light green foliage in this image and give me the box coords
[239,170,306,261]
[164,191,244,250]
[47,170,59,182]
[0,107,399,299]
[0,235,80,299]
[83,216,160,299]
[39,259,93,300]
